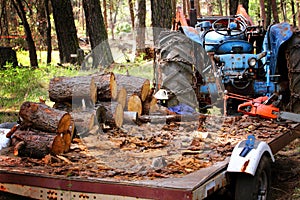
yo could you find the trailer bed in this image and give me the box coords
[0,115,299,199]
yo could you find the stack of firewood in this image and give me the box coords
[6,101,74,158]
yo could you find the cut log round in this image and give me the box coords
[127,94,143,116]
[91,72,118,102]
[117,86,127,109]
[19,102,71,134]
[13,129,67,158]
[96,102,124,128]
[71,110,95,134]
[49,75,97,106]
[115,74,151,102]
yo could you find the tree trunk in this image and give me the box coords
[96,102,124,128]
[51,0,79,64]
[136,0,146,57]
[229,0,238,15]
[271,0,279,23]
[260,0,267,28]
[19,102,72,134]
[12,0,38,68]
[218,0,223,15]
[114,74,151,102]
[291,0,296,27]
[103,0,108,30]
[49,76,97,106]
[83,0,114,68]
[266,0,272,27]
[151,0,173,45]
[128,0,135,29]
[91,72,118,102]
[240,0,249,14]
[13,129,68,158]
[45,0,52,64]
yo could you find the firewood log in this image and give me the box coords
[127,94,142,116]
[71,110,95,134]
[91,72,118,102]
[19,102,71,134]
[117,86,127,109]
[13,129,68,158]
[96,102,124,128]
[114,74,151,102]
[49,75,97,106]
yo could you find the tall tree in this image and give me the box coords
[45,0,52,64]
[230,0,249,15]
[151,0,173,44]
[51,0,79,64]
[136,0,146,57]
[128,0,135,29]
[260,0,267,28]
[271,0,279,23]
[83,0,113,68]
[12,0,38,68]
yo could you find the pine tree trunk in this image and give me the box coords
[83,0,114,68]
[271,0,279,23]
[51,0,79,64]
[260,0,267,28]
[136,0,146,56]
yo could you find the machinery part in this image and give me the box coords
[212,17,247,36]
[285,31,300,113]
[234,155,271,200]
[155,31,198,108]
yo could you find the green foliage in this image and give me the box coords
[116,22,132,34]
[0,63,79,110]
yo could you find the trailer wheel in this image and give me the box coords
[235,156,271,200]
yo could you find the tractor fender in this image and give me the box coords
[227,139,275,176]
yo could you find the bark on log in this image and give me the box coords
[19,102,71,134]
[115,74,151,102]
[96,102,124,128]
[71,110,95,134]
[49,76,97,106]
[127,94,143,116]
[91,72,118,102]
[13,129,68,158]
[138,114,200,124]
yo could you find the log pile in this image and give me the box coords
[6,102,73,158]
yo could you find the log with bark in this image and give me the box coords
[96,102,124,129]
[12,129,71,158]
[19,102,72,134]
[71,110,95,134]
[114,74,151,102]
[91,72,118,102]
[49,75,97,107]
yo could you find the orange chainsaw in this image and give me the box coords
[237,94,300,123]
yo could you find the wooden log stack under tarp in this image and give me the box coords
[8,101,73,158]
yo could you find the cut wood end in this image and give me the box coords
[114,103,124,127]
[128,94,142,116]
[58,113,72,134]
[51,134,65,155]
[110,73,118,100]
[117,87,127,109]
[141,79,151,102]
[90,77,98,104]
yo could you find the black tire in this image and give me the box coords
[286,32,300,113]
[155,31,198,108]
[235,156,271,200]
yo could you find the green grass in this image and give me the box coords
[0,50,153,123]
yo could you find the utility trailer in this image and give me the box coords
[0,117,299,200]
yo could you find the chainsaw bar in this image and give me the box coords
[279,111,300,123]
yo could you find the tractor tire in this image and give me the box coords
[155,31,198,108]
[286,31,300,113]
[235,155,271,200]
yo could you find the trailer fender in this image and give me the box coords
[227,138,275,176]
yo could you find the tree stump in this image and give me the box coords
[19,102,71,134]
[49,75,97,107]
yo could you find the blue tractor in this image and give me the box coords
[154,1,299,114]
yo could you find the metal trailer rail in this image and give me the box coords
[0,124,298,200]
